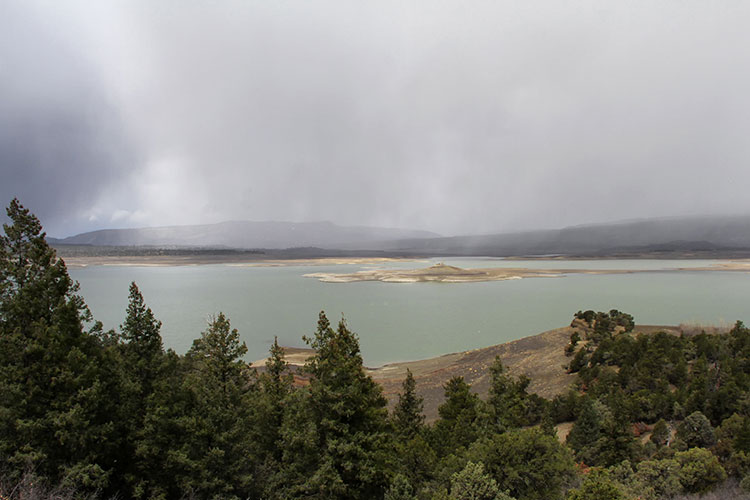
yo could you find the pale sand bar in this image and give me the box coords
[304,260,750,283]
[304,262,634,283]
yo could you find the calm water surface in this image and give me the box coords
[69,259,750,366]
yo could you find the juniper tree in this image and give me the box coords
[468,428,575,500]
[449,462,507,500]
[677,411,716,449]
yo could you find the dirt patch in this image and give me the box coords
[555,422,574,442]
[370,326,578,421]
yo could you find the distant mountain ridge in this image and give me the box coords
[387,215,750,256]
[50,215,750,257]
[51,220,441,250]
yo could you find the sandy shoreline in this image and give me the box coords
[680,260,750,272]
[61,255,420,269]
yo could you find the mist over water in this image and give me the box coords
[71,259,750,366]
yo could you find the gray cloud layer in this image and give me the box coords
[2,1,750,237]
[0,2,137,234]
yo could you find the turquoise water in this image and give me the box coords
[69,259,750,367]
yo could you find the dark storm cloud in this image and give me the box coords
[0,2,137,236]
[2,1,750,236]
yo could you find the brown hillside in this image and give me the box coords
[254,324,680,422]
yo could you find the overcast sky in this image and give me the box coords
[1,1,749,238]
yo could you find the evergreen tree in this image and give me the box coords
[116,282,166,496]
[393,368,425,439]
[258,336,293,457]
[677,411,716,449]
[469,428,575,500]
[431,377,481,456]
[130,350,191,499]
[566,398,602,464]
[131,319,260,499]
[487,357,540,431]
[685,356,710,415]
[120,282,163,387]
[275,312,391,499]
[675,448,727,493]
[176,313,257,499]
[590,408,639,467]
[385,474,418,500]
[449,462,509,500]
[650,419,670,447]
[634,458,682,499]
[256,336,294,494]
[391,369,434,491]
[395,433,437,492]
[735,416,750,454]
[0,199,118,492]
[565,469,625,500]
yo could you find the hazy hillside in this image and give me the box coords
[387,215,750,256]
[50,215,750,257]
[51,220,440,249]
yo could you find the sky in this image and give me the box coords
[1,1,750,238]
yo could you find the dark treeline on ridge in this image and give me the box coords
[3,199,750,500]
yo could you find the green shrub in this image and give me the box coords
[675,448,727,494]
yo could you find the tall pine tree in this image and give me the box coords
[431,376,481,456]
[487,357,535,431]
[180,312,257,499]
[391,369,434,492]
[116,282,166,496]
[0,199,118,492]
[256,336,294,494]
[120,282,163,390]
[275,312,392,499]
[392,368,425,439]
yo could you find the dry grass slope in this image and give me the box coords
[256,324,682,422]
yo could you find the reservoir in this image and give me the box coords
[69,258,750,367]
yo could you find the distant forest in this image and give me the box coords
[3,199,750,500]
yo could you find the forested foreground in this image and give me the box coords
[2,199,750,500]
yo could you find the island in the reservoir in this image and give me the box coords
[304,262,620,283]
[304,260,750,283]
